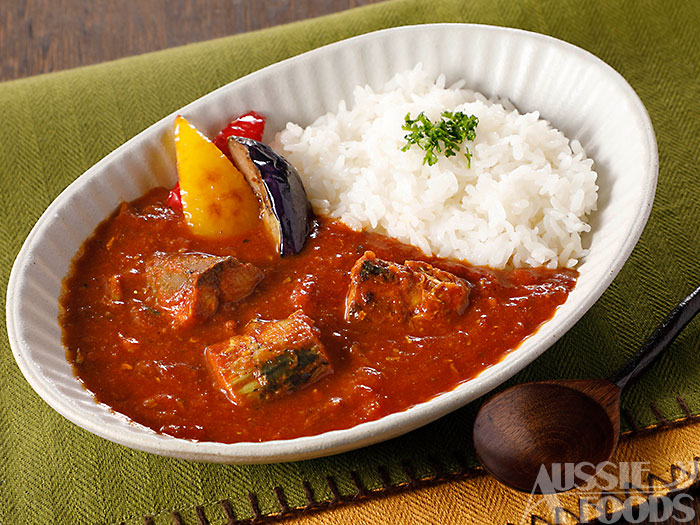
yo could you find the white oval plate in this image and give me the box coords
[6,24,657,463]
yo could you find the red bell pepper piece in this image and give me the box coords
[167,111,266,210]
[167,182,182,209]
[213,111,267,158]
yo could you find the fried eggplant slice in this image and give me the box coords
[344,251,469,326]
[146,252,263,328]
[227,137,313,256]
[206,310,332,406]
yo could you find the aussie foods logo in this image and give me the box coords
[518,461,697,524]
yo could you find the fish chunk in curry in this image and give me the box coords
[344,251,470,329]
[145,252,263,328]
[206,310,332,406]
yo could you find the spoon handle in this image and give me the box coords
[609,284,700,390]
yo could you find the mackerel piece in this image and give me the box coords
[206,310,332,406]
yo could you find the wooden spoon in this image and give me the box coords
[473,284,700,494]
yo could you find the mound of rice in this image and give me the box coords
[273,65,598,269]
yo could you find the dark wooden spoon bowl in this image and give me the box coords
[473,284,700,494]
[474,379,620,492]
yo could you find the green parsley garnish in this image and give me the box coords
[401,111,479,167]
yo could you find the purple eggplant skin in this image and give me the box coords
[227,136,313,256]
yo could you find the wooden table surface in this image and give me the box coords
[0,0,382,82]
[3,2,699,524]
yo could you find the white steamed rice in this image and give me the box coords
[273,64,598,269]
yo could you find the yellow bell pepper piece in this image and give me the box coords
[174,115,260,238]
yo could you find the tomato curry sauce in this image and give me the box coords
[60,187,576,443]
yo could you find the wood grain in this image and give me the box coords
[0,0,383,82]
[473,379,621,493]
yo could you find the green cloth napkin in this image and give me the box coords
[2,0,699,523]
